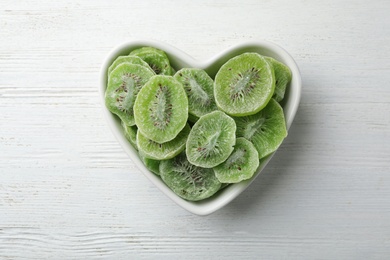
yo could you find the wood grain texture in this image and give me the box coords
[1,0,390,259]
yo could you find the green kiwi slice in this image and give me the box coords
[214,53,275,116]
[105,63,155,126]
[130,47,173,75]
[234,99,287,159]
[134,75,188,143]
[121,121,138,150]
[170,66,176,75]
[186,111,236,168]
[139,152,161,176]
[159,152,221,201]
[136,123,190,160]
[213,137,259,183]
[108,55,155,75]
[265,57,292,102]
[174,68,218,121]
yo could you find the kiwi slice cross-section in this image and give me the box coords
[108,55,155,75]
[174,68,218,121]
[213,137,259,183]
[265,57,292,102]
[136,123,190,160]
[134,75,188,143]
[139,152,161,176]
[121,121,138,150]
[159,152,221,201]
[234,99,287,159]
[214,53,275,117]
[130,47,173,75]
[186,110,236,168]
[105,63,155,126]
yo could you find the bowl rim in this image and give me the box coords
[99,39,302,215]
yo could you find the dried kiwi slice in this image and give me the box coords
[105,63,154,126]
[213,137,259,183]
[108,55,155,75]
[174,68,218,121]
[121,121,138,150]
[130,47,173,75]
[137,123,190,160]
[186,111,236,168]
[265,57,292,102]
[214,53,275,116]
[139,152,161,176]
[234,99,287,159]
[134,75,188,143]
[160,153,221,201]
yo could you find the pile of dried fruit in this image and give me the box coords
[105,46,291,201]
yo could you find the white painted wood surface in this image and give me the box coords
[1,0,390,259]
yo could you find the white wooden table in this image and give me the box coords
[1,1,390,259]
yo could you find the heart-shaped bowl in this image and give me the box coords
[99,40,301,215]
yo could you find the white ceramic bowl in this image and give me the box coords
[99,40,301,215]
